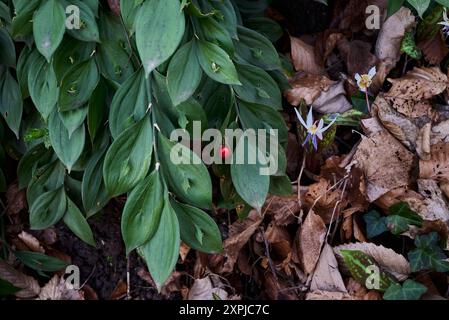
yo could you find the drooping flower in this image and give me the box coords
[294,107,337,151]
[438,8,449,37]
[355,66,376,93]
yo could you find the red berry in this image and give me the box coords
[220,145,231,159]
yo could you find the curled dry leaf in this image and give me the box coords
[0,260,41,298]
[38,275,84,300]
[264,192,304,227]
[416,179,449,223]
[310,244,347,293]
[222,210,263,273]
[420,143,449,183]
[265,223,292,264]
[374,94,418,151]
[385,67,448,118]
[355,118,415,202]
[306,290,355,300]
[5,182,27,216]
[187,276,228,300]
[290,36,323,75]
[17,231,45,254]
[418,34,449,65]
[375,7,415,69]
[431,120,449,145]
[295,210,326,274]
[416,123,432,161]
[333,242,411,281]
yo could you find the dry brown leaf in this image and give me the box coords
[416,179,449,223]
[264,193,302,227]
[306,290,355,300]
[431,120,449,145]
[290,36,323,74]
[374,94,419,151]
[187,276,228,300]
[18,231,45,254]
[416,123,432,161]
[375,7,415,66]
[418,33,449,65]
[285,73,334,106]
[0,260,41,298]
[420,143,449,183]
[5,182,27,216]
[265,224,291,264]
[385,67,448,117]
[179,242,190,262]
[337,39,379,80]
[310,244,347,293]
[222,210,263,273]
[38,275,84,300]
[355,118,415,202]
[333,242,411,281]
[296,211,326,274]
[110,280,127,300]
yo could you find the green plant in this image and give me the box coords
[388,0,449,17]
[0,0,290,288]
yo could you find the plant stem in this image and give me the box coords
[365,90,371,114]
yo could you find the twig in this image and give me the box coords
[260,227,278,285]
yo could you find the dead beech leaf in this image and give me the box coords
[385,67,448,117]
[110,280,127,300]
[18,231,45,254]
[375,7,415,66]
[333,242,411,281]
[296,211,326,274]
[285,73,334,106]
[222,210,263,273]
[418,33,449,65]
[374,94,418,151]
[416,179,449,223]
[310,244,347,293]
[265,224,291,264]
[420,143,449,183]
[431,120,449,145]
[306,290,355,300]
[0,260,40,298]
[38,275,84,300]
[355,119,415,202]
[188,276,228,300]
[416,123,432,161]
[264,193,302,226]
[179,242,190,262]
[290,36,323,74]
[5,182,27,216]
[337,39,378,81]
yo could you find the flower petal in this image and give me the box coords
[302,133,311,147]
[317,119,324,131]
[368,66,377,79]
[306,107,314,127]
[321,116,338,132]
[312,135,318,151]
[316,131,323,140]
[294,108,308,129]
[355,73,361,82]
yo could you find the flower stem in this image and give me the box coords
[365,91,371,114]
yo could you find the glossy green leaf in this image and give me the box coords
[59,107,88,138]
[407,0,430,17]
[120,0,144,34]
[136,0,185,77]
[108,68,149,139]
[62,0,100,42]
[171,200,222,253]
[383,280,427,300]
[408,232,449,272]
[196,40,241,85]
[17,143,53,189]
[167,41,203,106]
[138,200,180,290]
[0,278,19,296]
[48,111,86,172]
[87,79,107,143]
[63,197,96,246]
[28,54,59,120]
[33,0,66,62]
[0,68,23,138]
[122,170,164,255]
[14,250,68,272]
[363,210,388,238]
[11,0,41,40]
[27,161,65,206]
[158,134,212,209]
[0,28,16,67]
[59,59,100,111]
[29,187,67,230]
[103,115,153,197]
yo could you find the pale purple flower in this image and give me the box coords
[355,67,376,93]
[294,107,337,151]
[438,8,449,37]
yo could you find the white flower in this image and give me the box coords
[294,107,337,150]
[355,66,376,93]
[438,8,449,37]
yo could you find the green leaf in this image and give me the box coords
[0,170,5,193]
[121,170,164,255]
[28,53,59,120]
[136,0,185,77]
[383,280,427,300]
[103,115,153,197]
[120,0,144,34]
[388,0,405,16]
[11,0,41,40]
[197,16,234,55]
[245,17,283,43]
[363,210,388,238]
[108,68,149,139]
[167,41,203,106]
[389,202,423,226]
[171,200,222,253]
[14,251,68,272]
[401,31,422,60]
[33,0,66,62]
[269,175,293,196]
[0,68,23,138]
[408,232,449,272]
[27,161,65,206]
[385,215,411,235]
[62,0,100,42]
[0,278,20,296]
[234,26,281,70]
[30,187,67,230]
[138,200,180,290]
[209,0,238,38]
[233,63,281,109]
[195,40,241,85]
[48,111,86,172]
[0,28,16,67]
[87,79,107,143]
[59,59,100,111]
[340,250,397,292]
[81,146,109,217]
[17,143,53,189]
[63,196,96,246]
[157,134,212,209]
[407,0,430,17]
[231,134,270,212]
[59,106,88,138]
